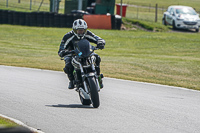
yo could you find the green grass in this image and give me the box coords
[0,0,65,13]
[124,6,165,23]
[122,18,169,31]
[0,116,37,132]
[116,0,200,9]
[0,116,18,127]
[0,24,200,90]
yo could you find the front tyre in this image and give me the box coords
[173,21,177,30]
[162,16,167,26]
[87,77,100,108]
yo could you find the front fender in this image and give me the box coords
[85,73,95,78]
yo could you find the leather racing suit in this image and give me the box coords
[58,30,105,82]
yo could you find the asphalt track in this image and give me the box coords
[0,65,200,133]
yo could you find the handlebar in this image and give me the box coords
[60,46,101,60]
[64,50,75,55]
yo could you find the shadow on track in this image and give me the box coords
[46,104,93,109]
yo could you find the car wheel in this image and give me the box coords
[162,19,167,26]
[172,21,177,30]
[162,16,167,26]
[195,28,199,32]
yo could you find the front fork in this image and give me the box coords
[74,58,101,93]
[79,65,90,93]
[81,64,100,93]
[91,63,101,92]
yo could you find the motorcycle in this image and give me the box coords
[62,39,103,108]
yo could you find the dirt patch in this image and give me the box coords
[121,22,199,33]
[121,22,153,32]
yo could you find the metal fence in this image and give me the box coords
[1,0,200,23]
[0,0,65,13]
[124,2,200,22]
[125,4,167,22]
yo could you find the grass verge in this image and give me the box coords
[0,116,18,127]
[122,18,170,32]
[0,24,199,90]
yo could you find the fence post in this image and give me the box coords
[38,0,44,11]
[30,0,32,10]
[6,0,8,8]
[120,0,122,17]
[78,0,82,10]
[149,4,151,12]
[137,5,139,19]
[155,4,157,22]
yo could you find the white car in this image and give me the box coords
[162,5,200,32]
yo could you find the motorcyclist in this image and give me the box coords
[58,19,105,89]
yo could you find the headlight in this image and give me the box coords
[177,15,184,20]
[192,18,198,21]
[177,17,184,20]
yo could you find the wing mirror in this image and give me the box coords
[170,12,175,16]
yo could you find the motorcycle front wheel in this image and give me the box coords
[87,77,100,108]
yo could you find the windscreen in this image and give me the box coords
[76,39,92,58]
[176,8,197,15]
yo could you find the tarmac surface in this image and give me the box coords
[0,65,200,133]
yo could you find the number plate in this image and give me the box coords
[187,26,193,29]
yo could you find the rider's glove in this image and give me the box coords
[97,39,105,49]
[59,50,67,57]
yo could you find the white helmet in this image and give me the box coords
[72,19,87,39]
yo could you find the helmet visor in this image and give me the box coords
[77,29,85,34]
[73,28,87,37]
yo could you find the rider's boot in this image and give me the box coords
[68,80,74,89]
[96,66,104,89]
[64,68,75,89]
[68,73,75,89]
[98,74,104,89]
